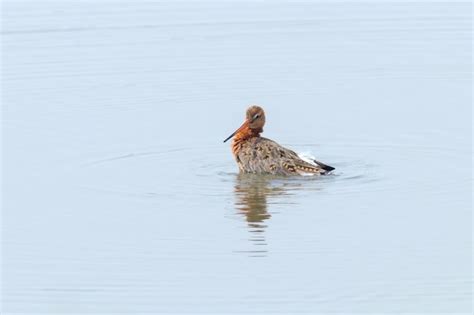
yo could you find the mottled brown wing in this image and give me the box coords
[236,137,331,175]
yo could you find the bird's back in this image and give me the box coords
[234,137,334,175]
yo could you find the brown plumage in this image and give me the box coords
[223,106,335,176]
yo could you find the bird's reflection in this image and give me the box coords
[234,173,294,257]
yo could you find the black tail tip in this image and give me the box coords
[322,165,335,172]
[313,159,335,172]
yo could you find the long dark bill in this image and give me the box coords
[223,120,249,143]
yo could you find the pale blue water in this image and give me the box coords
[2,1,472,313]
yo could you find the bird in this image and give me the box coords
[223,106,335,176]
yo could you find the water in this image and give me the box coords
[2,0,472,313]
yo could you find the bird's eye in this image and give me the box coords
[253,114,260,120]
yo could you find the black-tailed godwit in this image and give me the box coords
[224,106,335,175]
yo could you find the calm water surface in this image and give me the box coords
[2,0,472,313]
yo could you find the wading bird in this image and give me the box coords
[224,106,335,176]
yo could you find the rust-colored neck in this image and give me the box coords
[232,126,262,156]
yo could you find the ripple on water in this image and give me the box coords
[70,140,470,262]
[77,141,464,200]
[79,143,472,219]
